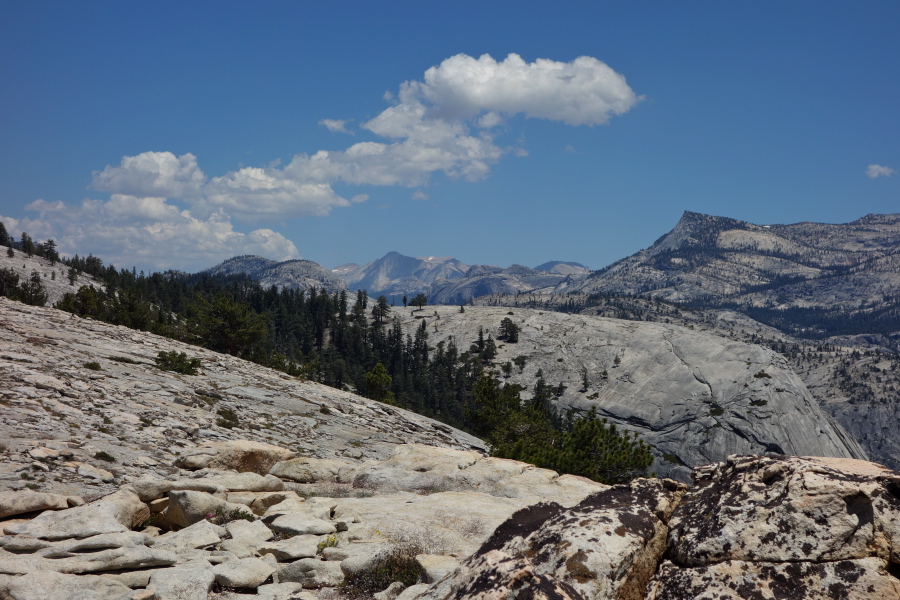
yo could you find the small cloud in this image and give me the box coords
[513,147,529,157]
[319,119,353,134]
[411,190,429,201]
[867,164,895,179]
[24,199,66,216]
[351,194,369,203]
[383,90,394,101]
[477,111,504,129]
[377,203,389,210]
[564,145,577,153]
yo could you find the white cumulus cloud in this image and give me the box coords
[404,53,641,126]
[319,119,353,134]
[91,151,207,198]
[867,164,895,179]
[4,196,299,272]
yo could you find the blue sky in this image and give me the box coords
[1,1,897,273]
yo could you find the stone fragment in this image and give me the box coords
[269,513,336,536]
[256,582,313,600]
[153,520,225,552]
[5,488,148,540]
[212,557,276,588]
[374,581,407,600]
[268,457,357,483]
[397,583,430,600]
[2,570,132,600]
[147,562,215,600]
[129,472,283,502]
[277,557,345,588]
[257,536,320,561]
[77,463,115,482]
[175,440,295,474]
[0,491,72,519]
[225,518,273,543]
[163,490,250,528]
[416,554,459,584]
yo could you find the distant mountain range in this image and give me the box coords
[201,211,900,338]
[201,251,590,302]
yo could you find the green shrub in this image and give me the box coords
[108,355,139,364]
[94,451,116,462]
[83,361,102,371]
[216,407,239,429]
[155,351,201,375]
[754,371,772,379]
[342,543,423,595]
[205,507,255,525]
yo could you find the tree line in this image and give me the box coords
[0,223,653,485]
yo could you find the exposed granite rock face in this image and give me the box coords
[0,298,486,502]
[0,453,899,599]
[418,478,686,600]
[409,455,900,600]
[396,305,865,481]
[646,455,900,600]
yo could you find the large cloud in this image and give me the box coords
[2,195,299,272]
[402,53,641,126]
[91,152,207,199]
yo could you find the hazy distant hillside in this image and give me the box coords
[534,260,590,275]
[430,264,571,305]
[337,251,469,298]
[203,255,346,293]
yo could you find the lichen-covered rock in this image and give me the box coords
[646,557,900,600]
[667,455,900,566]
[418,478,686,600]
[277,557,344,588]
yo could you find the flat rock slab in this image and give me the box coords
[212,557,276,588]
[0,571,133,600]
[0,491,75,519]
[147,563,215,600]
[269,513,336,536]
[5,489,148,540]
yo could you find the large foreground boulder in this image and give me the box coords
[418,478,686,600]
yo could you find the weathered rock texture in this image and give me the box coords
[397,305,865,481]
[2,446,900,599]
[414,455,900,600]
[0,297,485,501]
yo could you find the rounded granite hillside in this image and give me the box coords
[397,305,866,481]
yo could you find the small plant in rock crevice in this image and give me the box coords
[216,407,240,429]
[205,507,255,525]
[154,350,201,375]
